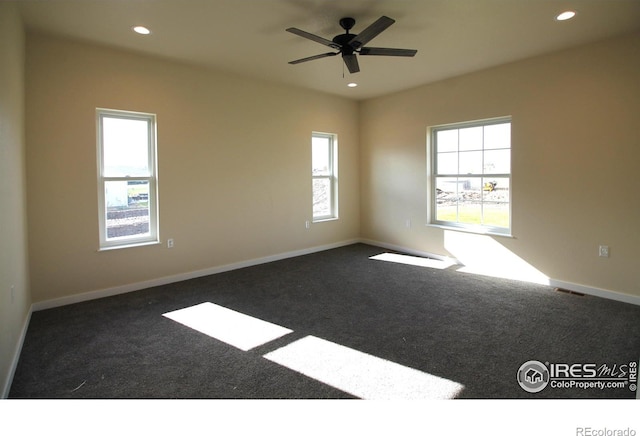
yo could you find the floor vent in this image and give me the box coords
[554,287,585,296]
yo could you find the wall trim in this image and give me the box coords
[31,236,640,312]
[2,306,32,399]
[360,238,640,307]
[32,239,360,312]
[547,279,640,307]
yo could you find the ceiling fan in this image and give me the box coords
[286,16,417,74]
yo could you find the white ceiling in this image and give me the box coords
[16,0,640,100]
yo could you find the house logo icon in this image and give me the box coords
[517,360,550,393]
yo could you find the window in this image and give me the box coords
[312,132,338,221]
[429,117,511,235]
[97,109,159,249]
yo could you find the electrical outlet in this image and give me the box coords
[167,238,174,248]
[11,285,15,303]
[405,219,411,228]
[598,245,609,257]
[305,221,310,230]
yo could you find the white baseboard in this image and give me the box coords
[32,239,360,312]
[31,237,640,312]
[361,238,640,307]
[547,279,640,306]
[2,306,32,399]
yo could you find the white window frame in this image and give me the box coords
[428,117,512,236]
[97,108,159,250]
[312,132,338,222]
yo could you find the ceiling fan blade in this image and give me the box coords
[348,16,395,49]
[289,52,338,65]
[342,54,360,73]
[286,27,341,50]
[359,47,417,57]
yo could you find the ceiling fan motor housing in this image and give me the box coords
[333,33,357,54]
[339,17,356,31]
[334,17,357,55]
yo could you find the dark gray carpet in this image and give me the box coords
[9,243,640,399]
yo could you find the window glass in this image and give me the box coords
[459,151,483,174]
[312,136,331,176]
[437,152,458,174]
[97,109,158,249]
[459,126,483,151]
[431,118,511,234]
[104,180,150,240]
[312,133,337,221]
[483,122,510,149]
[312,178,332,218]
[484,149,510,173]
[436,129,458,152]
[102,117,150,177]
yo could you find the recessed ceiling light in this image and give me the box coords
[347,82,358,88]
[555,10,576,21]
[133,26,151,35]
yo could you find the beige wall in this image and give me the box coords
[360,31,640,298]
[25,33,360,303]
[0,2,31,397]
[17,25,640,326]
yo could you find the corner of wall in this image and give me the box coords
[0,1,32,398]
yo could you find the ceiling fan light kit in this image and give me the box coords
[286,16,417,74]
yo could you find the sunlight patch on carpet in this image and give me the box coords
[263,335,465,399]
[163,302,293,351]
[370,252,455,270]
[444,231,550,285]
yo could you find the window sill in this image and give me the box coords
[98,240,160,252]
[312,217,339,224]
[427,223,513,238]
